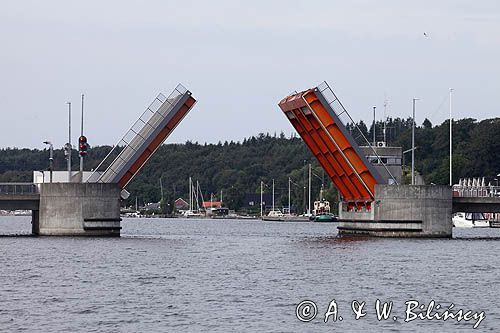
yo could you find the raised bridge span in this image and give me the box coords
[87,84,196,189]
[279,82,386,211]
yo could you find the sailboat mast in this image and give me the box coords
[160,178,164,203]
[197,180,205,211]
[272,179,275,211]
[288,177,291,215]
[308,164,311,215]
[260,181,263,217]
[196,180,200,212]
[189,177,192,211]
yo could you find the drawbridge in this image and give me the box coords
[279,81,396,210]
[87,84,196,189]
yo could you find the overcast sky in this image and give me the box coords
[1,0,499,149]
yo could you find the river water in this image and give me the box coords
[1,216,500,332]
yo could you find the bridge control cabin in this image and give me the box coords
[359,145,402,185]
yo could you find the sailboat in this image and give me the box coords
[262,179,286,221]
[183,177,203,218]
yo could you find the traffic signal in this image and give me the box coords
[78,135,88,156]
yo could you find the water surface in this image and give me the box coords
[1,216,499,332]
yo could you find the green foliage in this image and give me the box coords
[160,198,174,215]
[1,118,499,210]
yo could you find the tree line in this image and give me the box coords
[1,117,499,211]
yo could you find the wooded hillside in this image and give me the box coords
[1,117,499,212]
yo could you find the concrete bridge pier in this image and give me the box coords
[338,185,453,238]
[32,209,39,234]
[34,183,121,236]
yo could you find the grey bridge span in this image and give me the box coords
[0,183,39,211]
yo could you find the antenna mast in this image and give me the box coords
[383,97,388,144]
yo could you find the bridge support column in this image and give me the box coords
[32,210,39,235]
[37,183,121,236]
[338,185,452,238]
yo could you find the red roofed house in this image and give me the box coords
[202,201,222,209]
[175,198,189,211]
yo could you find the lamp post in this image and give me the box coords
[43,141,53,183]
[80,94,85,175]
[412,98,419,185]
[372,106,376,146]
[449,88,453,186]
[66,101,72,182]
[402,147,418,183]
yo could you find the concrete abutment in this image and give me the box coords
[34,183,121,236]
[338,185,453,238]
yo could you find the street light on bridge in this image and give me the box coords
[43,141,54,183]
[412,98,419,186]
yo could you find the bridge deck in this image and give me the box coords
[0,183,39,210]
[452,196,500,213]
[0,194,40,210]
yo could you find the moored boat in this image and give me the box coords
[310,198,338,222]
[452,212,489,228]
[262,210,285,221]
[313,213,337,222]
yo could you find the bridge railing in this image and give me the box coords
[452,185,500,198]
[86,83,196,189]
[0,183,39,195]
[316,81,399,185]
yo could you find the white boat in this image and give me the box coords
[267,210,285,217]
[313,199,330,216]
[182,210,203,218]
[261,210,285,221]
[311,199,337,222]
[124,211,140,218]
[14,210,31,216]
[452,212,490,228]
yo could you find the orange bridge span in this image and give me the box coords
[278,82,384,210]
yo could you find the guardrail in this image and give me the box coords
[452,185,500,198]
[0,183,39,195]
